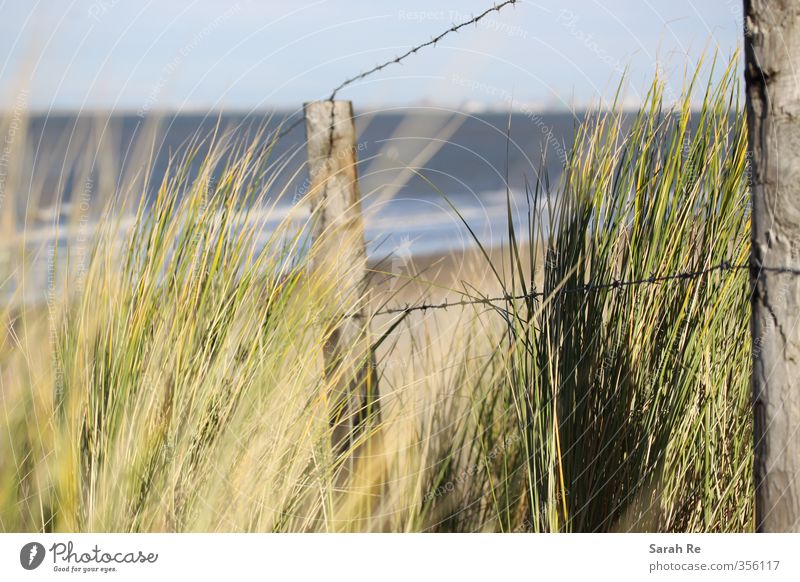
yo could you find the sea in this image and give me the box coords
[24,109,579,253]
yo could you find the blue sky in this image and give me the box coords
[0,0,743,112]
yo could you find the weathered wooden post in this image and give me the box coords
[744,0,800,532]
[304,100,379,456]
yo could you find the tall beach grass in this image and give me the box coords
[0,59,752,532]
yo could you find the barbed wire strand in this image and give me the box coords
[328,0,519,101]
[274,0,519,142]
[369,262,800,318]
[275,0,519,140]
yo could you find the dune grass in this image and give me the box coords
[0,59,752,532]
[443,58,751,532]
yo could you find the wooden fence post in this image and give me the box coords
[745,0,800,531]
[304,100,379,455]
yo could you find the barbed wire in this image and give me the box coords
[370,261,800,318]
[274,0,519,141]
[328,0,519,101]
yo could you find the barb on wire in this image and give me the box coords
[370,261,800,318]
[328,0,519,100]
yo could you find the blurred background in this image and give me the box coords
[0,0,744,276]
